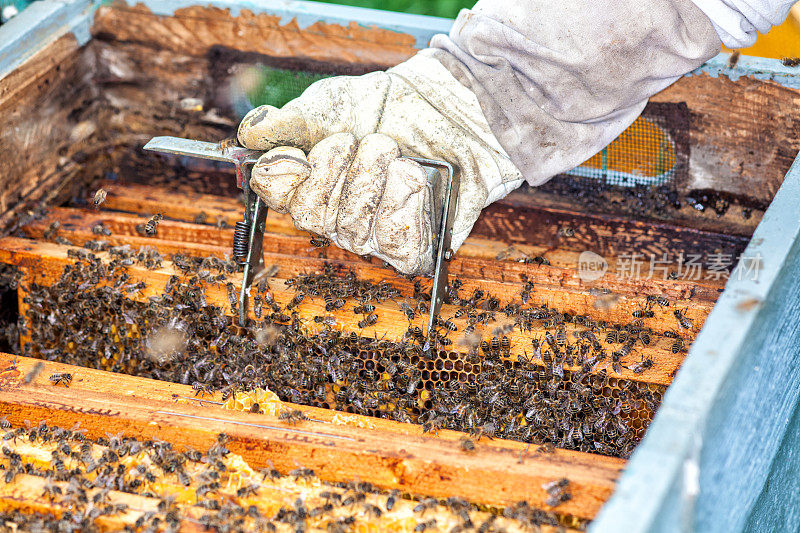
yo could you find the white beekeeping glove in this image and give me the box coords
[237,50,524,275]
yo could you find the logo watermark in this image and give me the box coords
[575,251,762,282]
[578,251,608,282]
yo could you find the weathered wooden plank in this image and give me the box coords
[92,2,422,70]
[24,206,715,332]
[0,355,623,519]
[0,33,86,228]
[651,71,800,203]
[1,236,691,386]
[477,197,751,262]
[97,183,726,303]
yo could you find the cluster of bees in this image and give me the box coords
[0,420,569,532]
[19,237,677,459]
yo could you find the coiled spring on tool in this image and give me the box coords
[232,220,250,261]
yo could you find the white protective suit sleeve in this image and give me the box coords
[428,0,723,187]
[688,0,798,48]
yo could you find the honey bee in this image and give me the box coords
[236,483,261,497]
[91,223,111,236]
[521,281,534,303]
[217,137,239,153]
[399,302,416,321]
[671,338,685,354]
[674,309,693,331]
[253,295,262,319]
[629,357,654,374]
[49,373,72,387]
[192,382,212,397]
[278,409,308,425]
[289,467,315,481]
[309,236,330,248]
[358,313,378,328]
[415,520,438,532]
[386,489,399,510]
[144,214,163,236]
[413,498,438,516]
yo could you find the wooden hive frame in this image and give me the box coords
[1,1,800,532]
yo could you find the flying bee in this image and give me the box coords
[93,188,107,208]
[363,503,383,518]
[43,481,62,499]
[279,409,308,425]
[542,478,570,495]
[22,362,45,384]
[458,435,475,452]
[49,373,72,387]
[144,214,163,236]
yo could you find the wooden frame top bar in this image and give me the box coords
[0,354,623,520]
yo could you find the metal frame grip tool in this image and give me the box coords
[143,136,459,336]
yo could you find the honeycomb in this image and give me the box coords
[222,388,282,415]
[19,244,670,459]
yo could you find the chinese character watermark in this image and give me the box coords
[575,251,761,282]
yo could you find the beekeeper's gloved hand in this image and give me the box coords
[237,51,522,275]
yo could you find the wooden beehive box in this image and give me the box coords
[0,1,799,531]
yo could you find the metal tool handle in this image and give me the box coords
[405,157,460,339]
[144,137,460,333]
